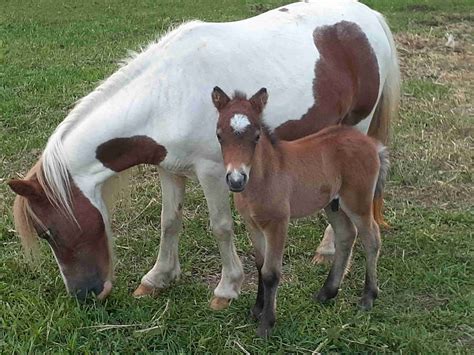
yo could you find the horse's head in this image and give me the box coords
[212,87,268,192]
[8,164,113,300]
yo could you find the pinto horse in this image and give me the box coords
[8,0,399,305]
[212,87,389,337]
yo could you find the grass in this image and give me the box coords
[1,0,473,353]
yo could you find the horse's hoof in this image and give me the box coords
[311,252,334,265]
[210,297,231,310]
[133,283,156,298]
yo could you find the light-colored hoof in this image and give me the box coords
[133,283,157,298]
[311,252,334,265]
[210,297,231,310]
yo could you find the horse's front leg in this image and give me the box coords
[197,163,244,310]
[257,218,288,338]
[134,168,185,297]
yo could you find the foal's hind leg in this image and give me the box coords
[349,213,381,310]
[196,163,244,310]
[134,168,185,297]
[315,207,357,303]
[341,195,381,310]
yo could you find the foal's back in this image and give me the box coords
[285,125,381,175]
[282,125,381,215]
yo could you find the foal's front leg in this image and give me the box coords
[257,218,288,338]
[244,220,266,320]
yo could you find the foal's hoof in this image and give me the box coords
[358,296,375,311]
[250,306,263,320]
[210,297,231,310]
[314,288,338,303]
[133,283,157,298]
[311,252,334,265]
[256,324,273,339]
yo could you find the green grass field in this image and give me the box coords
[1,0,473,353]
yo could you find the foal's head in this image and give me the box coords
[212,87,268,192]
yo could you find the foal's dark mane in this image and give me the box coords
[231,91,279,146]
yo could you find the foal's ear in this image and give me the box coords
[249,88,268,114]
[8,179,44,200]
[212,86,231,110]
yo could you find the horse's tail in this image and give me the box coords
[375,144,390,200]
[368,11,400,227]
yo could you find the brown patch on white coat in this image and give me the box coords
[274,21,390,235]
[213,87,388,337]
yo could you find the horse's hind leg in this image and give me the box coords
[134,168,185,297]
[312,225,335,264]
[196,163,244,310]
[315,207,356,303]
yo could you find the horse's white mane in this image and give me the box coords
[40,20,203,220]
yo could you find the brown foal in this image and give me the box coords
[212,87,389,337]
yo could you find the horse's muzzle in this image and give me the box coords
[71,280,113,301]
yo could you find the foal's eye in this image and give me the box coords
[216,133,222,142]
[255,132,261,142]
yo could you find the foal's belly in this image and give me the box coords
[289,188,331,219]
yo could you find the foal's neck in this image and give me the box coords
[251,130,282,181]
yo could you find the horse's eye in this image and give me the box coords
[216,133,222,142]
[39,228,52,240]
[255,132,261,142]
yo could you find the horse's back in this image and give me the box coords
[175,0,393,134]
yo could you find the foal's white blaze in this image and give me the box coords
[230,114,251,133]
[226,164,251,180]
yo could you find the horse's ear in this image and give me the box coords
[8,179,43,200]
[249,88,268,114]
[212,86,231,110]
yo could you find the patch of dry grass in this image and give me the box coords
[390,20,473,209]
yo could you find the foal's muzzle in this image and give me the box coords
[226,170,248,192]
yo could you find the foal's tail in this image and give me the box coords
[375,144,390,200]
